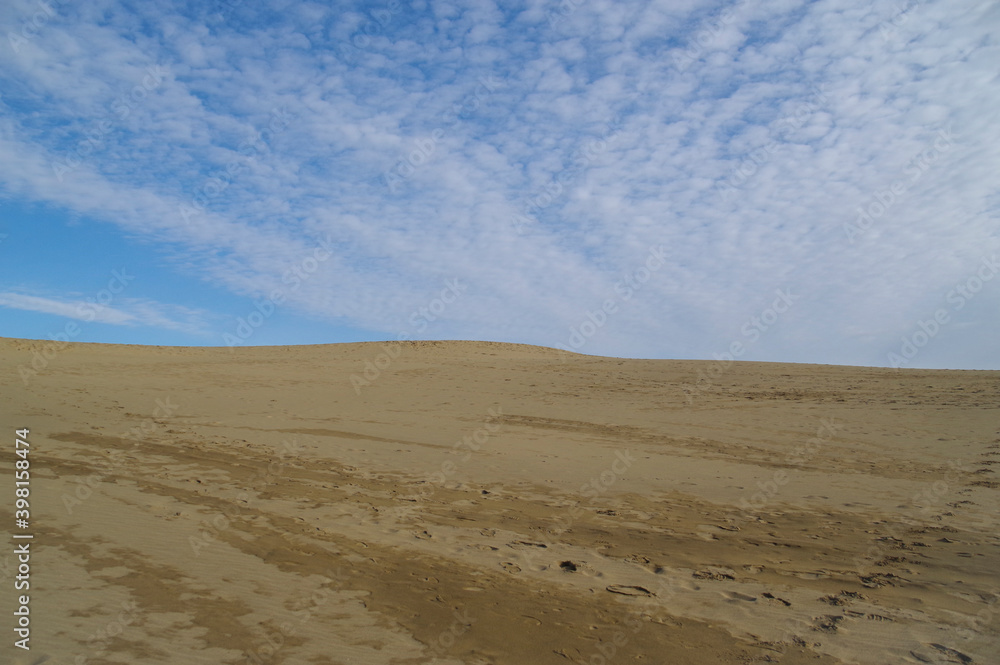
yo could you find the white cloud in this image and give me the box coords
[0,292,132,325]
[0,291,211,334]
[1,0,998,367]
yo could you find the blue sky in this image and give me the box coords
[1,0,998,369]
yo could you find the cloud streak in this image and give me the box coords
[0,291,211,334]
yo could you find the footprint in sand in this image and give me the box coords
[821,590,866,606]
[501,561,521,574]
[692,568,736,581]
[844,609,893,622]
[761,592,792,606]
[606,584,654,597]
[624,553,652,565]
[812,615,844,633]
[909,643,972,664]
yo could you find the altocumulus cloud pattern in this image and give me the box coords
[1,0,998,369]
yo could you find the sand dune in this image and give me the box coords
[2,337,998,664]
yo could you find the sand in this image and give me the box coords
[1,337,998,664]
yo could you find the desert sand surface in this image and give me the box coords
[1,337,998,665]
